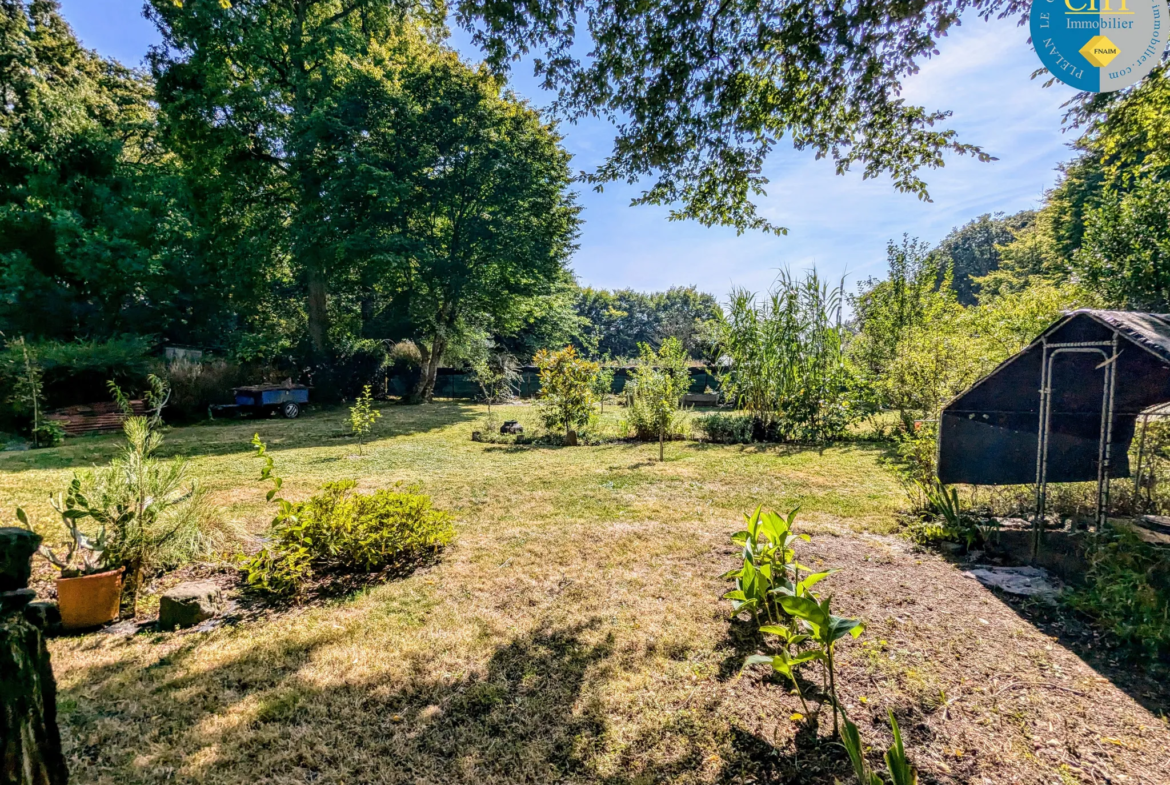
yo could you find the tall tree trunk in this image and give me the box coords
[410,335,446,403]
[307,269,330,357]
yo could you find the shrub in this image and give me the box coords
[31,419,65,448]
[242,436,454,596]
[1065,527,1170,657]
[389,340,423,368]
[165,358,245,420]
[695,412,754,444]
[534,346,598,442]
[0,336,154,409]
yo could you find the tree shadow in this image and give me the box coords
[986,588,1170,718]
[56,617,619,783]
[0,402,480,473]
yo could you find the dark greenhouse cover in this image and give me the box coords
[937,310,1170,486]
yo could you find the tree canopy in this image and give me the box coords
[457,0,1017,234]
[0,0,214,343]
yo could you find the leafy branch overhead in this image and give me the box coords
[458,0,1014,234]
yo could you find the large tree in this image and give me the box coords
[0,0,223,344]
[575,286,721,359]
[320,34,580,400]
[931,211,1033,304]
[145,0,444,357]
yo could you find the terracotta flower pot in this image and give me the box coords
[56,568,124,630]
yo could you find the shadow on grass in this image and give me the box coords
[59,618,616,783]
[984,588,1170,719]
[0,402,480,473]
[56,606,895,785]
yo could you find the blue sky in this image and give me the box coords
[58,0,1083,302]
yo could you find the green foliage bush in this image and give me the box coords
[0,336,153,411]
[165,358,246,420]
[534,346,598,440]
[1066,528,1170,657]
[695,412,754,444]
[242,437,454,596]
[242,481,455,596]
[30,420,65,448]
[624,338,690,452]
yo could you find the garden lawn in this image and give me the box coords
[2,402,1167,784]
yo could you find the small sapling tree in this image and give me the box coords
[590,364,616,417]
[470,352,520,416]
[534,346,599,445]
[350,385,381,455]
[629,337,690,461]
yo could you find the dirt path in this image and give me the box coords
[728,530,1170,784]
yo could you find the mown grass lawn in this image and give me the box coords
[2,403,1167,785]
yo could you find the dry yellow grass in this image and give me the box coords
[3,403,1167,784]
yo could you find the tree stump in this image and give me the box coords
[0,528,68,785]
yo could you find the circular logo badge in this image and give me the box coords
[1031,0,1168,91]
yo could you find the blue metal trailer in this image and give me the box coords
[211,384,310,419]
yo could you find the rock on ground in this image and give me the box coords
[158,581,223,629]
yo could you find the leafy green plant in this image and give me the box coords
[16,497,110,577]
[31,419,65,448]
[840,710,919,785]
[625,337,691,460]
[907,476,998,550]
[534,346,599,445]
[349,384,382,455]
[695,411,754,444]
[44,417,222,614]
[1065,526,1170,657]
[241,435,456,597]
[727,506,868,744]
[722,506,823,625]
[920,478,961,530]
[778,592,864,735]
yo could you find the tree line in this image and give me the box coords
[0,1,722,404]
[850,63,1170,425]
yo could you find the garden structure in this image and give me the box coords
[937,310,1170,557]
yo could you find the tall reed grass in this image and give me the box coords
[718,269,857,442]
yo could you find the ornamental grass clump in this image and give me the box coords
[717,269,858,443]
[241,435,455,597]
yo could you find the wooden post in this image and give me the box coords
[1,528,69,785]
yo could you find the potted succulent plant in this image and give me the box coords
[17,489,124,630]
